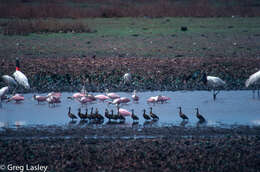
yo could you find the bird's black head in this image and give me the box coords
[200,73,207,85]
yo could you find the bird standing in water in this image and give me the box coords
[195,108,206,123]
[177,107,189,120]
[143,109,151,120]
[131,109,139,122]
[201,73,225,100]
[68,107,77,121]
[149,107,159,120]
[245,70,260,97]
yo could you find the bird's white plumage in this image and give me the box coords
[123,73,132,84]
[207,76,225,87]
[245,70,260,87]
[13,70,30,89]
[0,86,9,98]
[2,75,17,86]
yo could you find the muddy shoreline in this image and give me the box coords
[1,125,260,171]
[1,125,260,138]
[1,57,260,93]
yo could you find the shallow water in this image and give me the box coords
[0,90,260,128]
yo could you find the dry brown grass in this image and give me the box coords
[3,19,94,35]
[0,0,259,18]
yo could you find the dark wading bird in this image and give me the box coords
[105,108,112,121]
[131,109,139,122]
[78,108,87,120]
[195,108,206,123]
[88,107,96,121]
[201,73,225,100]
[95,108,104,121]
[111,109,119,121]
[68,107,77,121]
[84,108,89,120]
[149,107,159,120]
[177,107,189,120]
[143,109,151,120]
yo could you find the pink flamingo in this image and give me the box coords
[119,97,130,103]
[147,95,170,103]
[77,96,93,105]
[109,97,130,105]
[132,90,139,101]
[110,98,121,105]
[68,92,85,100]
[147,96,158,103]
[8,94,24,103]
[95,94,110,101]
[46,96,61,107]
[48,92,61,99]
[33,95,47,104]
[119,108,131,117]
[158,95,170,103]
[105,89,120,99]
[86,93,96,101]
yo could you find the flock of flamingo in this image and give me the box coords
[1,58,260,125]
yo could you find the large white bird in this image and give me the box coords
[123,72,132,84]
[13,58,30,89]
[201,73,225,100]
[2,75,17,87]
[0,86,9,108]
[245,70,260,97]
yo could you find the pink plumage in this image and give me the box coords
[72,92,85,99]
[33,95,47,103]
[95,94,110,101]
[119,97,131,103]
[8,94,24,103]
[119,108,131,117]
[78,96,93,104]
[48,92,61,99]
[147,96,157,103]
[107,93,120,99]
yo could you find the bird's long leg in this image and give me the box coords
[215,90,220,95]
[213,89,220,100]
[12,85,19,95]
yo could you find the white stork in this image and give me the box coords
[245,70,260,97]
[201,73,225,100]
[13,58,30,90]
[0,86,9,108]
[123,72,132,84]
[2,75,17,87]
